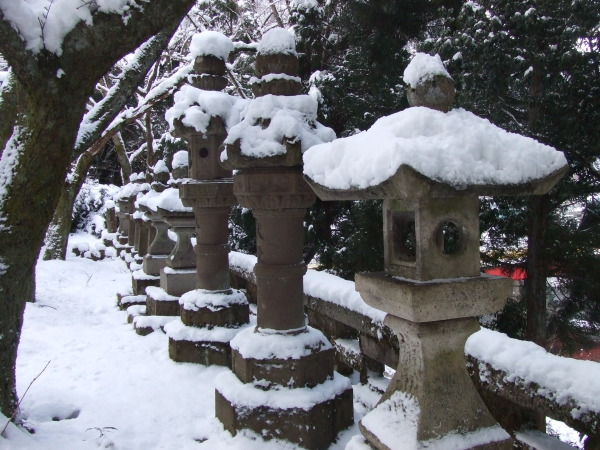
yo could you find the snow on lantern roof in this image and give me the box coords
[257,27,297,56]
[165,85,248,135]
[189,31,234,61]
[172,150,189,169]
[153,160,168,174]
[403,53,451,88]
[113,181,150,201]
[303,107,568,199]
[222,94,335,161]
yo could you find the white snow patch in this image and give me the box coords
[403,53,451,88]
[165,85,248,134]
[215,370,350,411]
[179,289,247,312]
[230,326,331,360]
[0,0,141,55]
[303,107,567,190]
[172,150,189,169]
[223,94,335,159]
[0,126,26,220]
[164,318,250,343]
[257,27,297,55]
[304,270,386,323]
[190,31,234,61]
[466,328,600,416]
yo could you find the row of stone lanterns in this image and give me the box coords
[111,29,569,450]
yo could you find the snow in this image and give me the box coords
[165,85,248,134]
[1,232,365,449]
[466,328,600,416]
[190,31,234,61]
[0,232,594,449]
[303,107,567,191]
[360,392,420,449]
[0,126,25,224]
[154,187,192,213]
[403,53,451,88]
[223,94,336,159]
[304,270,386,324]
[230,326,332,360]
[145,286,178,302]
[164,319,251,343]
[113,181,150,201]
[179,289,247,312]
[361,391,509,449]
[257,27,297,56]
[152,160,168,174]
[0,0,140,55]
[215,370,350,411]
[172,150,189,169]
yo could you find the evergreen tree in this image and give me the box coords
[423,0,600,349]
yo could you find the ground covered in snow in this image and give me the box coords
[0,233,586,449]
[0,234,368,450]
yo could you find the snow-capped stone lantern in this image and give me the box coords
[304,53,569,449]
[216,28,353,449]
[164,31,250,367]
[138,160,176,277]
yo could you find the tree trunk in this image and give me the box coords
[42,151,96,261]
[0,90,86,419]
[525,194,551,346]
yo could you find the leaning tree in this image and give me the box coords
[0,0,196,420]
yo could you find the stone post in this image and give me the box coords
[304,54,568,450]
[164,31,250,367]
[215,28,353,449]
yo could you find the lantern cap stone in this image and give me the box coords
[303,107,568,200]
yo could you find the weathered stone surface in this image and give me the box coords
[255,53,298,78]
[146,296,180,317]
[179,180,236,209]
[406,74,456,113]
[215,387,353,450]
[160,268,196,297]
[383,195,481,281]
[223,140,305,170]
[356,272,512,322]
[168,337,231,366]
[181,303,249,328]
[381,315,500,442]
[142,254,168,276]
[132,276,160,296]
[231,347,334,389]
[251,78,301,97]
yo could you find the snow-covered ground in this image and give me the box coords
[0,232,586,449]
[0,233,365,450]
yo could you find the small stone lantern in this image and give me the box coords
[304,53,568,449]
[215,28,353,449]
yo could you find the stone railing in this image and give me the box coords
[228,251,600,450]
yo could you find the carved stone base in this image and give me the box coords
[118,294,146,311]
[146,287,180,317]
[131,270,160,295]
[215,371,353,450]
[160,268,196,297]
[168,338,231,366]
[181,302,249,328]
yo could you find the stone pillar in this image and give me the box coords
[215,28,353,449]
[164,31,250,367]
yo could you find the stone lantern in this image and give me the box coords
[304,53,568,449]
[215,28,353,449]
[163,31,250,366]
